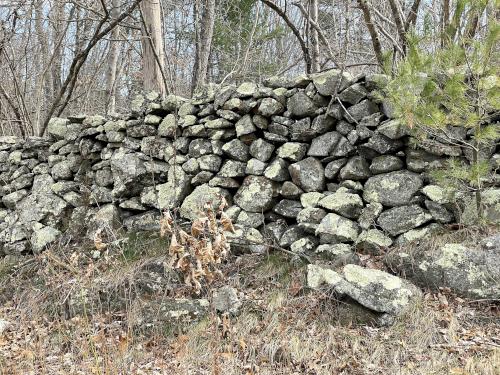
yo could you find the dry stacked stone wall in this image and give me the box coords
[1,70,498,256]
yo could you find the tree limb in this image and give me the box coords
[356,0,384,67]
[260,0,312,73]
[40,0,143,136]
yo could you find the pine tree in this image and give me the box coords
[386,12,499,221]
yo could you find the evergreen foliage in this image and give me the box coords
[386,7,499,220]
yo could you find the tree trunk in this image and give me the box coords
[106,0,121,114]
[51,0,64,98]
[309,0,320,72]
[192,0,216,92]
[140,0,166,96]
[357,0,384,67]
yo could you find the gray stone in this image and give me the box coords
[356,229,393,254]
[312,69,353,95]
[369,155,404,174]
[276,142,308,161]
[358,202,383,230]
[236,211,264,228]
[189,139,213,157]
[226,225,266,254]
[315,244,360,267]
[234,176,276,213]
[30,225,61,253]
[123,211,161,231]
[378,120,409,139]
[297,207,327,224]
[311,114,335,134]
[221,139,250,161]
[47,118,70,139]
[425,200,454,223]
[307,131,341,157]
[212,286,242,315]
[158,114,179,137]
[289,157,325,192]
[198,154,222,172]
[338,83,368,105]
[377,205,432,236]
[316,213,360,243]
[258,98,284,116]
[245,158,267,175]
[319,187,364,219]
[249,139,275,162]
[290,237,318,253]
[218,160,246,177]
[273,199,303,218]
[386,241,500,299]
[180,184,231,220]
[2,190,28,209]
[339,156,371,180]
[363,171,423,207]
[324,158,348,179]
[343,100,379,123]
[279,225,305,248]
[280,181,303,199]
[307,264,421,325]
[300,192,324,208]
[235,115,256,137]
[288,91,318,118]
[264,158,290,181]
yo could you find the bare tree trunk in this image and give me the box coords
[106,0,121,114]
[140,0,166,96]
[51,0,64,98]
[357,0,384,67]
[191,0,201,92]
[309,0,320,72]
[192,0,216,92]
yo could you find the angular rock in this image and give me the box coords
[318,187,363,219]
[180,184,231,220]
[289,157,325,192]
[316,213,360,243]
[288,91,318,118]
[363,171,423,207]
[234,176,276,213]
[369,155,404,174]
[276,142,308,161]
[386,240,500,299]
[249,138,275,162]
[221,139,250,161]
[339,156,371,180]
[377,205,432,236]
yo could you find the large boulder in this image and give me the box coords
[307,264,421,325]
[363,170,423,207]
[386,235,500,299]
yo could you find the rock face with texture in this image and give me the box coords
[364,171,423,207]
[234,176,276,213]
[0,70,490,257]
[386,236,500,299]
[307,263,421,325]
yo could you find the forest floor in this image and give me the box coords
[0,231,499,375]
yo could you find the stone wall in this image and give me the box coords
[0,70,498,255]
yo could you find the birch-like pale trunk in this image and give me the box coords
[106,0,121,114]
[140,0,166,96]
[192,0,216,92]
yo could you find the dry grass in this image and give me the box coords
[0,233,499,375]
